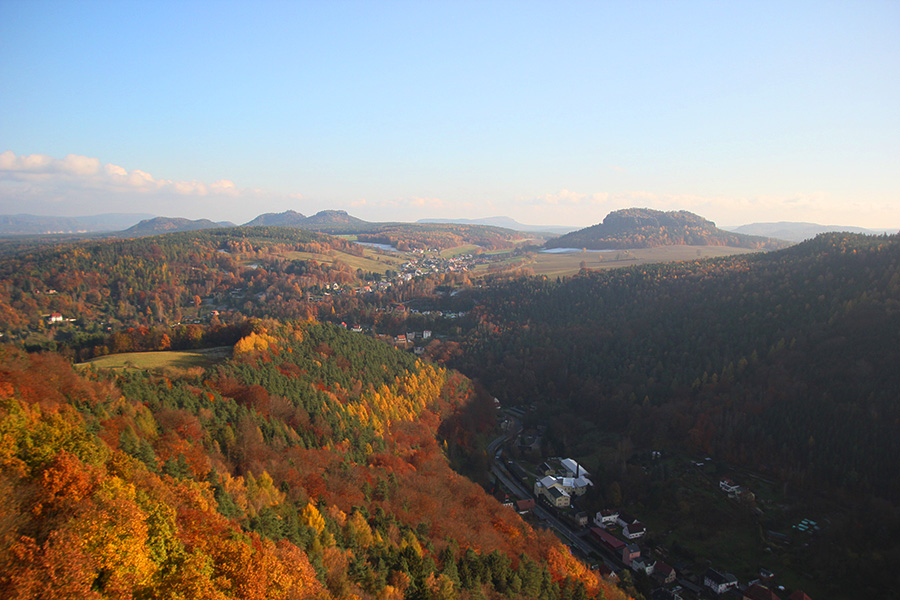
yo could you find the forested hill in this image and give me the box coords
[0,226,369,339]
[244,209,370,232]
[544,208,788,250]
[456,232,900,595]
[123,217,233,236]
[0,321,622,599]
[461,232,900,498]
[243,210,533,249]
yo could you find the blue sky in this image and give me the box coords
[1,1,898,228]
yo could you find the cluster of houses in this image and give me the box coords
[385,330,432,344]
[591,510,674,585]
[399,253,476,277]
[532,458,593,508]
[590,507,812,600]
[489,447,816,600]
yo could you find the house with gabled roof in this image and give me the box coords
[533,477,570,507]
[594,509,619,527]
[652,560,676,584]
[622,543,641,566]
[561,457,589,478]
[536,470,592,499]
[515,498,535,513]
[591,528,625,553]
[548,486,570,507]
[704,568,738,594]
[596,564,618,582]
[631,556,655,575]
[623,521,647,539]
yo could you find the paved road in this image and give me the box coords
[488,415,619,571]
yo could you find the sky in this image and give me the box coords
[1,1,898,229]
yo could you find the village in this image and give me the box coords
[488,411,816,600]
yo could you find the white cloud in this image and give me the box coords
[0,151,251,199]
[61,154,101,176]
[0,150,294,220]
[530,189,611,207]
[210,179,238,195]
[104,163,128,177]
[409,196,445,208]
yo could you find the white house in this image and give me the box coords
[631,557,655,576]
[703,569,738,594]
[719,479,740,494]
[623,521,647,539]
[594,510,619,527]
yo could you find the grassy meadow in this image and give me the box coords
[277,248,406,274]
[440,244,481,258]
[479,245,761,278]
[79,346,232,371]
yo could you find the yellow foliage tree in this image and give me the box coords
[233,332,278,358]
[300,502,326,536]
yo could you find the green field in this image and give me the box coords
[440,244,481,258]
[79,346,232,371]
[279,248,406,274]
[479,245,761,277]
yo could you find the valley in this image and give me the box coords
[6,3,897,598]
[0,212,897,600]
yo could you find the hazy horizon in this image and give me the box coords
[2,2,898,229]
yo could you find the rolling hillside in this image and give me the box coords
[123,217,233,236]
[0,322,623,600]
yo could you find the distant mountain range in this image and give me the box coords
[417,216,575,235]
[4,209,895,245]
[722,221,896,243]
[244,209,371,232]
[0,213,154,235]
[545,208,789,250]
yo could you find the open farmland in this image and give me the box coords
[440,244,481,258]
[484,245,763,277]
[276,247,406,274]
[79,346,232,371]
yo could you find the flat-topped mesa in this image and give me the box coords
[545,207,788,250]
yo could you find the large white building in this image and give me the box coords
[534,458,593,505]
[534,476,571,507]
[560,458,589,478]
